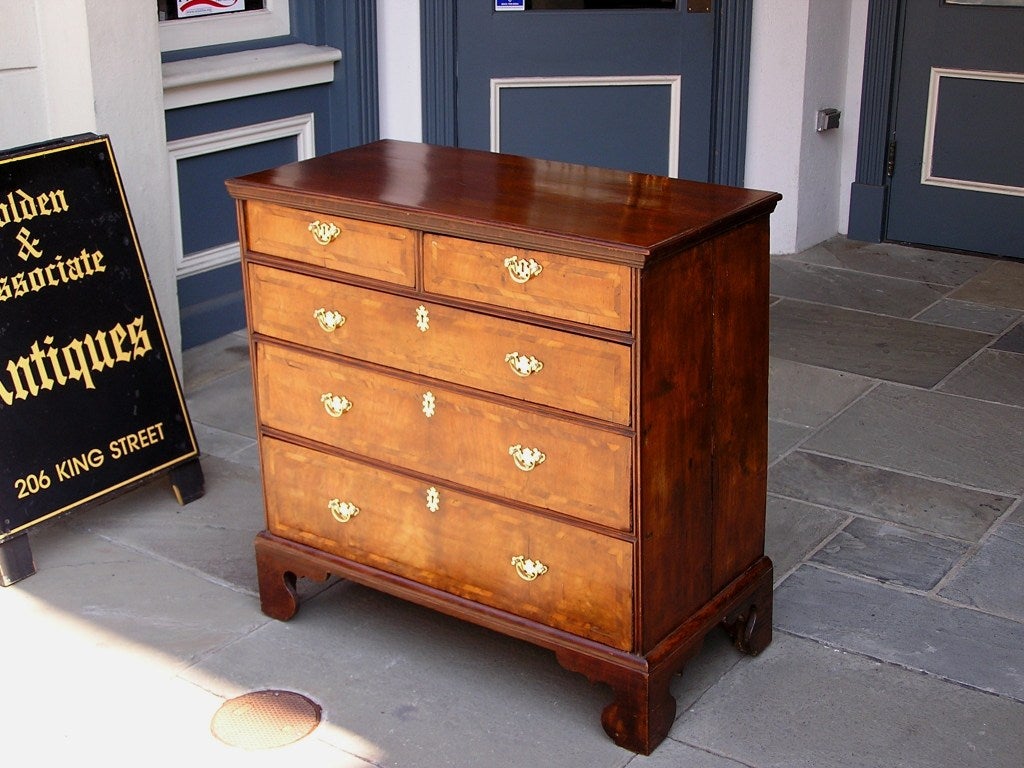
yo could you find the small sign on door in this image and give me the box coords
[177,0,243,18]
[495,0,526,10]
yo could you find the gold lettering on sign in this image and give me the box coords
[54,448,106,481]
[0,188,69,230]
[108,421,166,460]
[0,315,152,406]
[0,242,107,303]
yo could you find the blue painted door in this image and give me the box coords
[886,0,1024,259]
[455,2,716,180]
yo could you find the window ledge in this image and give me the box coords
[163,43,342,110]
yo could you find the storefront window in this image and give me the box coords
[158,1,265,22]
[158,0,288,52]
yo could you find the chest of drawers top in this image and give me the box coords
[225,139,780,271]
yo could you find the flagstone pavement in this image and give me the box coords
[4,237,1022,766]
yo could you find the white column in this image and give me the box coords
[83,0,181,364]
[745,0,867,253]
[2,0,181,365]
[378,0,423,142]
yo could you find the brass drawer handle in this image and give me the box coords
[503,255,543,284]
[505,352,544,377]
[509,444,546,472]
[511,555,548,582]
[308,219,341,245]
[321,392,352,418]
[328,498,359,523]
[313,307,346,332]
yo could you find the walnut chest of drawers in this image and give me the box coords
[227,140,780,754]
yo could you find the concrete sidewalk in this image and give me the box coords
[4,238,1023,766]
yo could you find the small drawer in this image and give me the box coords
[247,264,632,425]
[261,437,634,650]
[243,201,416,286]
[256,343,633,531]
[425,235,633,331]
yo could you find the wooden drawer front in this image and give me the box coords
[256,343,633,531]
[244,201,416,286]
[425,235,633,332]
[247,264,632,424]
[261,437,634,650]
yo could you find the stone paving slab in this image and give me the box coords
[811,517,968,590]
[770,299,991,387]
[675,633,1024,768]
[993,321,1024,352]
[915,299,1022,334]
[938,349,1024,407]
[9,521,267,668]
[3,552,359,766]
[802,384,1024,496]
[950,259,1024,310]
[768,450,1012,542]
[629,740,750,767]
[670,630,747,713]
[182,330,251,394]
[765,495,848,580]
[790,238,993,286]
[191,420,260,467]
[68,455,266,594]
[183,581,636,768]
[771,259,947,317]
[186,366,258,439]
[774,565,1024,701]
[1011,502,1024,525]
[768,357,874,428]
[767,419,810,464]
[940,520,1024,623]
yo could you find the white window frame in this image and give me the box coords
[159,0,291,53]
[167,113,316,278]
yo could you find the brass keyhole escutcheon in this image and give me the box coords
[426,486,440,513]
[416,305,430,332]
[422,392,436,418]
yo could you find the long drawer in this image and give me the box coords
[261,437,634,650]
[255,342,632,531]
[424,234,633,331]
[247,263,632,425]
[243,201,416,286]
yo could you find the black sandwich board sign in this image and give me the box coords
[0,134,203,584]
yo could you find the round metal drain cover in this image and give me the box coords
[211,689,321,750]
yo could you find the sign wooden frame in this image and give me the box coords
[0,134,203,583]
